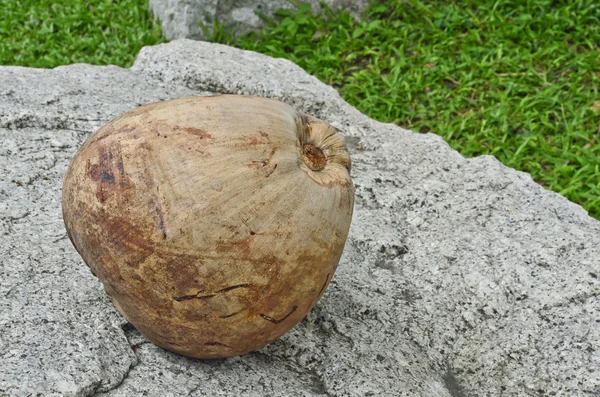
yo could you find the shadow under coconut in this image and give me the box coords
[109,315,335,395]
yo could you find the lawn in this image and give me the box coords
[0,0,163,68]
[1,0,599,219]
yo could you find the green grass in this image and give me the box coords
[0,0,164,68]
[0,0,598,219]
[232,0,600,219]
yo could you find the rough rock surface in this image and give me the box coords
[148,0,368,41]
[0,39,598,396]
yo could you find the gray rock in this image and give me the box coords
[0,39,598,396]
[148,0,369,41]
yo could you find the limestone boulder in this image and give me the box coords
[148,0,369,41]
[0,40,598,396]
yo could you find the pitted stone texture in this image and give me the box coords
[148,0,368,41]
[1,40,598,396]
